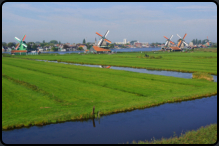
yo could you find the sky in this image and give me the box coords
[2,2,217,44]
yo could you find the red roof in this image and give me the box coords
[92,46,111,52]
[169,47,181,50]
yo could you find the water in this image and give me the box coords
[2,95,217,144]
[36,60,217,82]
[2,47,160,55]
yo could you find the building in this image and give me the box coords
[78,45,87,50]
[89,46,111,53]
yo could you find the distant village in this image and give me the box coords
[2,38,216,53]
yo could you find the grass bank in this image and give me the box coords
[132,123,217,144]
[2,57,217,130]
[192,72,214,81]
[10,47,217,75]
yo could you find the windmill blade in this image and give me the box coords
[15,37,21,42]
[170,41,174,44]
[15,43,20,50]
[96,32,103,37]
[178,40,182,47]
[165,41,168,46]
[183,33,187,39]
[104,38,111,44]
[164,36,169,40]
[183,41,188,47]
[104,30,109,37]
[97,38,103,46]
[177,34,181,38]
[22,35,26,41]
[22,43,27,48]
[169,35,173,40]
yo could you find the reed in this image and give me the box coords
[134,124,217,144]
[192,72,214,81]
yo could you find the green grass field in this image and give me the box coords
[12,47,217,75]
[133,124,217,144]
[2,56,217,130]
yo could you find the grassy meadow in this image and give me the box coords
[12,47,217,75]
[2,54,217,130]
[132,124,217,144]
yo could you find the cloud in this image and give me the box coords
[176,5,216,11]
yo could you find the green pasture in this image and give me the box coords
[2,57,217,130]
[12,47,217,75]
[133,123,217,144]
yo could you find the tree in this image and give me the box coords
[27,44,32,51]
[83,39,86,44]
[35,41,41,45]
[50,40,58,44]
[78,47,83,50]
[109,44,114,48]
[51,47,58,51]
[63,44,69,49]
[2,42,7,47]
[58,41,61,44]
[32,44,38,50]
[7,42,16,48]
[130,40,137,45]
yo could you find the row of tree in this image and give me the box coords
[191,39,209,45]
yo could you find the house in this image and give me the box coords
[37,47,44,52]
[169,47,181,51]
[89,46,111,53]
[78,45,87,50]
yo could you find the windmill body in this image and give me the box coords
[177,33,189,49]
[204,36,210,47]
[96,30,112,49]
[161,35,174,50]
[11,35,27,55]
[14,35,27,50]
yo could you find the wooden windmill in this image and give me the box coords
[14,35,27,50]
[177,33,188,49]
[11,34,27,55]
[96,30,112,49]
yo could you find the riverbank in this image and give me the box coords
[133,123,217,144]
[2,57,217,130]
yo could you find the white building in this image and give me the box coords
[124,39,127,44]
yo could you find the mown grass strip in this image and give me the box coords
[2,57,217,130]
[132,123,217,144]
[12,48,217,74]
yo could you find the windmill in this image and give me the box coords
[14,35,27,50]
[96,30,112,48]
[164,35,174,47]
[205,36,210,47]
[177,33,188,49]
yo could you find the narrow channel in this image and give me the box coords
[36,60,217,82]
[2,95,217,144]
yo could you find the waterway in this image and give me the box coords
[36,60,217,82]
[2,47,161,55]
[2,95,217,144]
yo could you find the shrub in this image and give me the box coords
[192,72,214,81]
[149,56,155,59]
[155,56,162,59]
